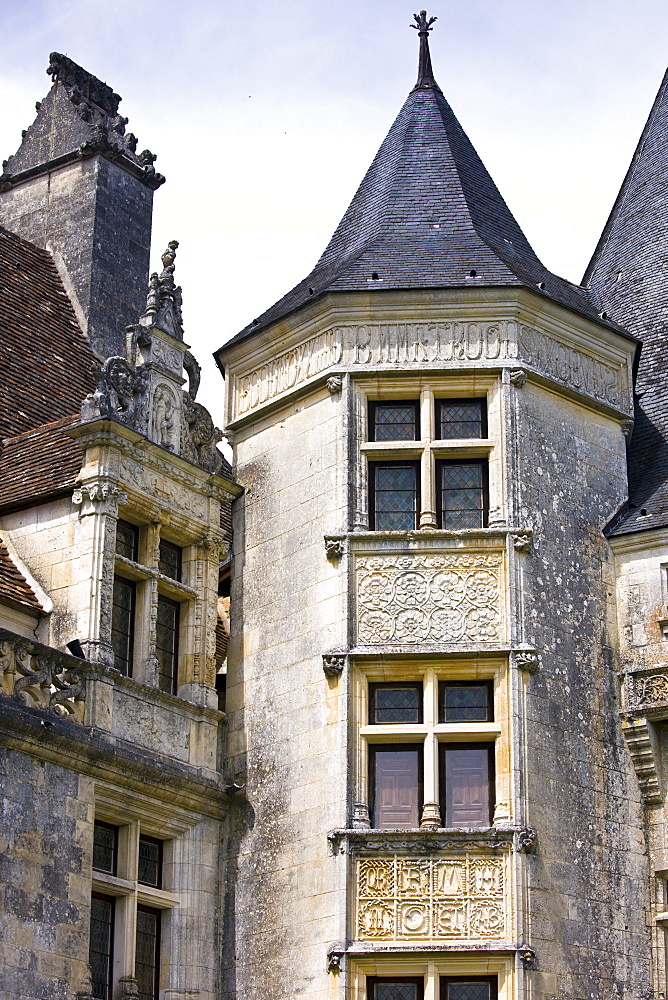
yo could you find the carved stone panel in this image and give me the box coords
[356,553,503,645]
[356,853,508,942]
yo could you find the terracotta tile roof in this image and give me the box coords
[585,70,668,536]
[0,416,83,512]
[0,225,97,439]
[0,538,43,614]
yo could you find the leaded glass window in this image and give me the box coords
[89,894,114,1000]
[440,977,497,1000]
[439,682,492,722]
[368,977,424,1000]
[437,460,487,529]
[138,836,162,888]
[115,519,139,561]
[93,821,118,874]
[156,595,179,695]
[370,683,423,724]
[369,401,419,441]
[370,462,419,530]
[136,906,160,1000]
[112,576,135,676]
[158,539,182,581]
[437,398,486,439]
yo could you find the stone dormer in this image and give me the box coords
[0,53,164,360]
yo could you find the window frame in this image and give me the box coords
[155,594,181,696]
[439,741,495,829]
[138,834,163,889]
[369,682,424,725]
[111,575,137,677]
[440,975,498,1000]
[368,400,421,443]
[369,742,424,830]
[435,458,489,530]
[368,460,421,531]
[89,891,115,1000]
[367,975,425,1000]
[158,539,183,582]
[435,397,488,440]
[92,820,119,876]
[438,680,494,724]
[135,904,162,1000]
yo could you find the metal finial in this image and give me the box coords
[411,10,437,33]
[410,10,441,93]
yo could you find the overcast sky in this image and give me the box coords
[1,0,667,419]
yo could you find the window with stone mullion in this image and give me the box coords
[89,893,114,1000]
[437,460,487,529]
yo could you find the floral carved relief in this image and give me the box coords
[356,854,507,942]
[356,554,502,644]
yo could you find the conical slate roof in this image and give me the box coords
[225,34,604,348]
[585,70,668,535]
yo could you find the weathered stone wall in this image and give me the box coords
[0,747,93,1000]
[223,385,348,999]
[515,383,652,999]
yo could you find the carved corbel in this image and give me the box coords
[621,418,634,440]
[323,654,346,678]
[327,945,345,973]
[514,648,539,674]
[326,375,343,394]
[515,826,537,853]
[509,369,527,387]
[72,481,128,516]
[324,535,345,562]
[511,529,533,553]
[519,947,536,969]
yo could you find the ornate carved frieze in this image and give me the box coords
[356,552,503,645]
[231,319,632,420]
[0,630,86,722]
[356,853,508,942]
[625,668,668,714]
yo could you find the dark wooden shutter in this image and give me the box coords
[442,745,493,827]
[372,747,421,828]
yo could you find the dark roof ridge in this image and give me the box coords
[583,66,668,294]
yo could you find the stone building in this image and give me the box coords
[2,16,668,1000]
[0,53,240,1000]
[215,15,667,1000]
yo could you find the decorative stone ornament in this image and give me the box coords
[420,802,441,829]
[327,946,344,973]
[322,654,346,678]
[516,827,537,853]
[519,947,536,969]
[514,649,539,674]
[352,803,371,829]
[326,375,343,394]
[511,529,533,553]
[324,535,345,561]
[509,369,527,387]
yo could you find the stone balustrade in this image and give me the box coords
[0,628,88,722]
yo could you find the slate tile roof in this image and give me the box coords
[0,416,83,512]
[223,80,606,350]
[0,538,43,614]
[0,225,97,439]
[584,70,668,536]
